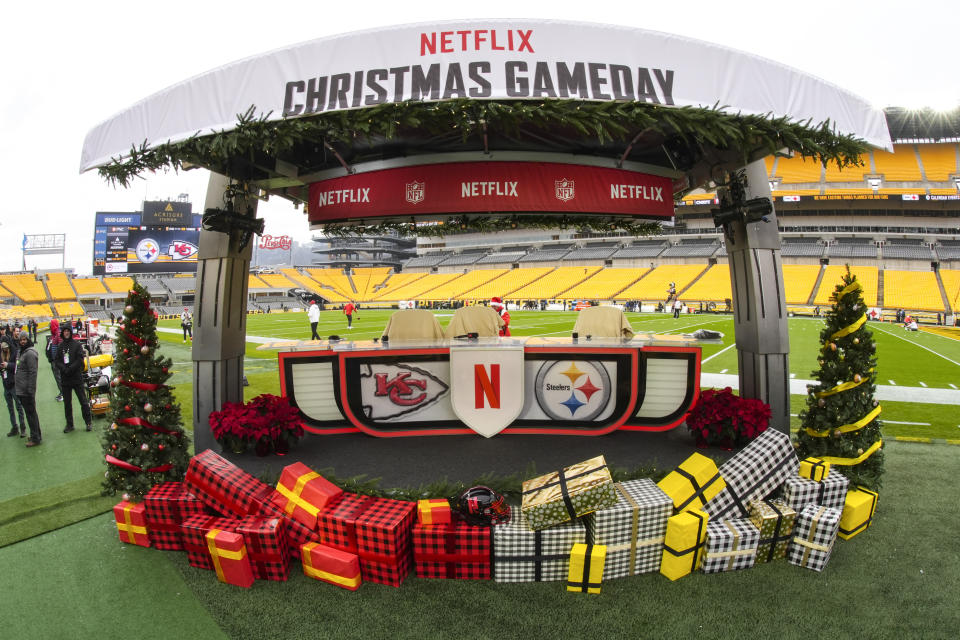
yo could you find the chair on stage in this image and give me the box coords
[572,305,635,340]
[443,305,505,338]
[381,309,445,341]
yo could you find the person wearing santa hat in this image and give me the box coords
[489,297,510,336]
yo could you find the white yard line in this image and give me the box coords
[719,368,728,374]
[889,380,896,385]
[873,325,960,368]
[950,384,958,390]
[919,381,927,387]
[701,342,736,364]
[885,420,931,425]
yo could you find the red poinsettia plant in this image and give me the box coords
[685,387,771,449]
[209,394,305,456]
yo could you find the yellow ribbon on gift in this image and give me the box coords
[814,377,867,398]
[795,506,833,566]
[831,313,867,340]
[616,484,640,573]
[302,542,361,589]
[522,456,610,509]
[277,471,322,518]
[837,281,861,301]
[819,440,883,466]
[117,504,147,544]
[805,405,881,437]
[206,529,247,584]
[417,499,449,525]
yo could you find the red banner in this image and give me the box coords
[307,161,674,223]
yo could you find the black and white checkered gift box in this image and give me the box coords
[782,474,849,512]
[585,479,673,579]
[704,429,799,520]
[492,507,585,583]
[787,504,842,572]
[701,518,760,573]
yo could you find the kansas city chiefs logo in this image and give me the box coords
[359,363,448,419]
[167,241,199,260]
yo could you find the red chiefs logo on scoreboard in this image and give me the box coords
[450,346,524,437]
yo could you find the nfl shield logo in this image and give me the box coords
[449,346,524,438]
[405,181,425,204]
[555,179,575,202]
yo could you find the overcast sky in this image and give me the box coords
[1,0,955,273]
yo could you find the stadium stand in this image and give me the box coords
[352,267,392,299]
[935,241,960,261]
[518,246,573,262]
[917,143,958,181]
[561,268,648,300]
[782,265,823,305]
[427,269,508,300]
[103,277,135,293]
[257,272,297,290]
[471,267,552,300]
[439,252,485,267]
[142,279,168,296]
[616,264,707,301]
[0,283,13,299]
[883,240,934,260]
[0,274,47,302]
[509,266,603,300]
[163,275,195,293]
[775,154,823,184]
[303,268,355,299]
[72,277,108,295]
[813,265,878,307]
[612,241,667,259]
[824,154,873,183]
[283,269,350,302]
[0,304,52,322]
[54,301,85,316]
[872,145,922,182]
[45,272,76,300]
[248,274,270,289]
[476,250,528,265]
[882,270,945,312]
[375,272,463,301]
[564,244,619,260]
[403,252,449,268]
[679,264,731,302]
[661,239,718,258]
[828,239,877,259]
[781,238,824,258]
[939,270,960,312]
[369,272,428,302]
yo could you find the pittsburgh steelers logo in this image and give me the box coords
[135,238,160,264]
[534,360,611,421]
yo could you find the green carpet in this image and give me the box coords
[0,512,227,640]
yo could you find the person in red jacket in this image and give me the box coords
[489,297,511,336]
[343,301,357,329]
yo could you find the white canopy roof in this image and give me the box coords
[80,19,891,172]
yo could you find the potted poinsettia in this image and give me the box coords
[209,394,305,455]
[685,387,771,449]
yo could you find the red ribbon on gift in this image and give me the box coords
[122,330,146,347]
[121,379,164,391]
[105,454,173,473]
[357,549,402,567]
[117,416,182,436]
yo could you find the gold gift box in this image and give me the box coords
[798,457,830,482]
[521,456,617,531]
[748,498,797,563]
[660,508,708,581]
[838,486,878,540]
[566,543,607,594]
[657,453,726,513]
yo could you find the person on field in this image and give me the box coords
[180,307,193,342]
[55,326,92,433]
[666,282,676,304]
[308,299,321,340]
[343,301,357,329]
[673,298,683,319]
[16,333,42,447]
[2,336,26,437]
[48,318,63,401]
[489,297,511,336]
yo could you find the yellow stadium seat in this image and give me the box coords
[882,271,944,312]
[813,266,878,307]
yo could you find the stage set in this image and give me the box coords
[82,19,888,479]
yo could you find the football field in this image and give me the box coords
[158,309,960,439]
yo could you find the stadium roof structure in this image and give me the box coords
[82,19,887,236]
[885,107,960,142]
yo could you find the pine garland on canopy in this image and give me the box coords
[796,266,884,489]
[102,283,191,500]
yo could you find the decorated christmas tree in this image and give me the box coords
[102,282,191,499]
[796,266,884,489]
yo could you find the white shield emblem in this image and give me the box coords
[405,180,425,204]
[555,178,575,202]
[449,346,524,437]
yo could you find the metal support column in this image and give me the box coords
[723,159,791,433]
[191,173,256,452]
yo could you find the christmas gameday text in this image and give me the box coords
[282,28,675,115]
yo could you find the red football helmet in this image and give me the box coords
[455,486,511,525]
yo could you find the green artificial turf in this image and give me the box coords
[160,441,958,640]
[0,513,228,640]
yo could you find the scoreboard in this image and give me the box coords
[93,201,202,275]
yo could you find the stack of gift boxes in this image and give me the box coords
[112,437,879,591]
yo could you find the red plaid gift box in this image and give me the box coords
[206,528,255,588]
[144,481,209,550]
[270,462,343,530]
[318,493,416,587]
[236,516,290,581]
[301,542,362,591]
[417,498,452,526]
[114,500,150,547]
[185,449,274,517]
[257,496,321,560]
[181,514,245,570]
[413,515,491,580]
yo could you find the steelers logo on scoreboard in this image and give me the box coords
[534,360,611,421]
[134,238,161,264]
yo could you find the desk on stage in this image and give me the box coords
[263,334,709,438]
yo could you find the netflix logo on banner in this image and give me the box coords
[259,235,292,250]
[449,347,524,438]
[307,161,674,223]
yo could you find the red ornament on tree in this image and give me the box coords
[157,444,165,451]
[123,348,129,355]
[124,405,131,412]
[131,318,138,326]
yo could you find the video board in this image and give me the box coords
[93,206,203,275]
